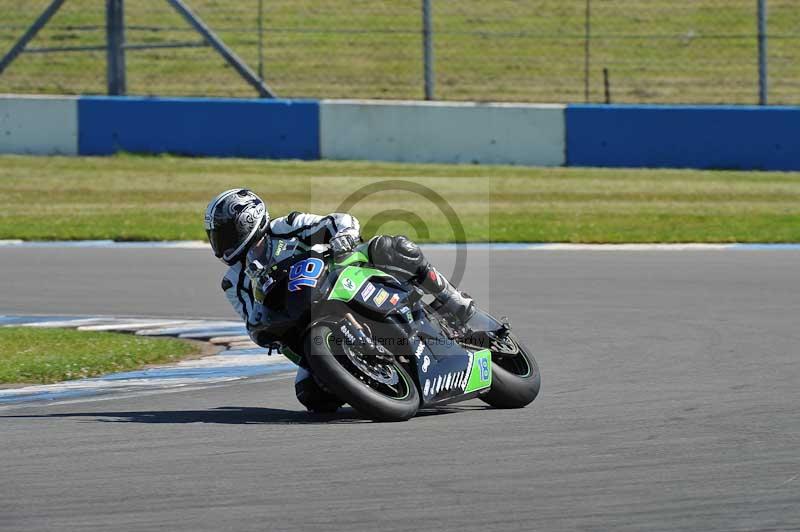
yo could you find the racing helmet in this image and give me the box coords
[204,189,269,265]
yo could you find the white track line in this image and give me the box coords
[77,320,196,332]
[208,335,251,345]
[0,240,209,249]
[22,318,119,328]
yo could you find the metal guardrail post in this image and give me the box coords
[422,0,435,100]
[106,0,126,95]
[258,0,264,81]
[166,0,276,98]
[584,0,592,103]
[757,0,768,105]
[0,0,67,76]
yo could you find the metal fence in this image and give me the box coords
[0,0,798,105]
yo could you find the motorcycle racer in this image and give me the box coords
[204,188,474,413]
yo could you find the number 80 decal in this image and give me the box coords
[288,258,325,292]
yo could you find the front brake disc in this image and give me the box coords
[343,344,400,386]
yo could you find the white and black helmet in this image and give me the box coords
[204,189,269,265]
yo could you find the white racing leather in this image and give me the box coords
[220,212,361,340]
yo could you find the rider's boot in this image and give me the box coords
[418,264,475,323]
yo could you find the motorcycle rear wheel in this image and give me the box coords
[480,334,541,409]
[304,324,420,422]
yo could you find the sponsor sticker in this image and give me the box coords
[413,341,425,359]
[360,283,376,301]
[342,277,356,291]
[340,325,356,344]
[389,293,400,306]
[373,289,389,306]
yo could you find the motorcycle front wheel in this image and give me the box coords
[304,324,420,422]
[480,333,541,409]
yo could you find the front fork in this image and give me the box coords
[337,313,387,355]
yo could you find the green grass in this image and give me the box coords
[1,154,800,243]
[0,327,199,385]
[0,0,798,104]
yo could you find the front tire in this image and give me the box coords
[304,324,420,421]
[480,334,540,409]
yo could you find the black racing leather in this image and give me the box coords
[368,235,427,279]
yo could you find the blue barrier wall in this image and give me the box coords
[78,97,320,160]
[566,105,800,171]
[2,95,797,171]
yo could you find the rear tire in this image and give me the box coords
[304,324,420,421]
[480,335,540,409]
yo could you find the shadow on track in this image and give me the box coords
[1,405,485,425]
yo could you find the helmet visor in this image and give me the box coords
[206,223,240,261]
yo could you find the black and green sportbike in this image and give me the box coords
[260,241,540,421]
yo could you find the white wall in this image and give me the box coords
[320,100,565,166]
[0,95,78,155]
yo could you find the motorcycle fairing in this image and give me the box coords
[415,332,493,405]
[327,265,396,303]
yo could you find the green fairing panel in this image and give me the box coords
[328,265,395,302]
[465,349,493,393]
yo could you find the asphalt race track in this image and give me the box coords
[1,247,799,531]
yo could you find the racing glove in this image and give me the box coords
[245,259,275,304]
[330,234,357,257]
